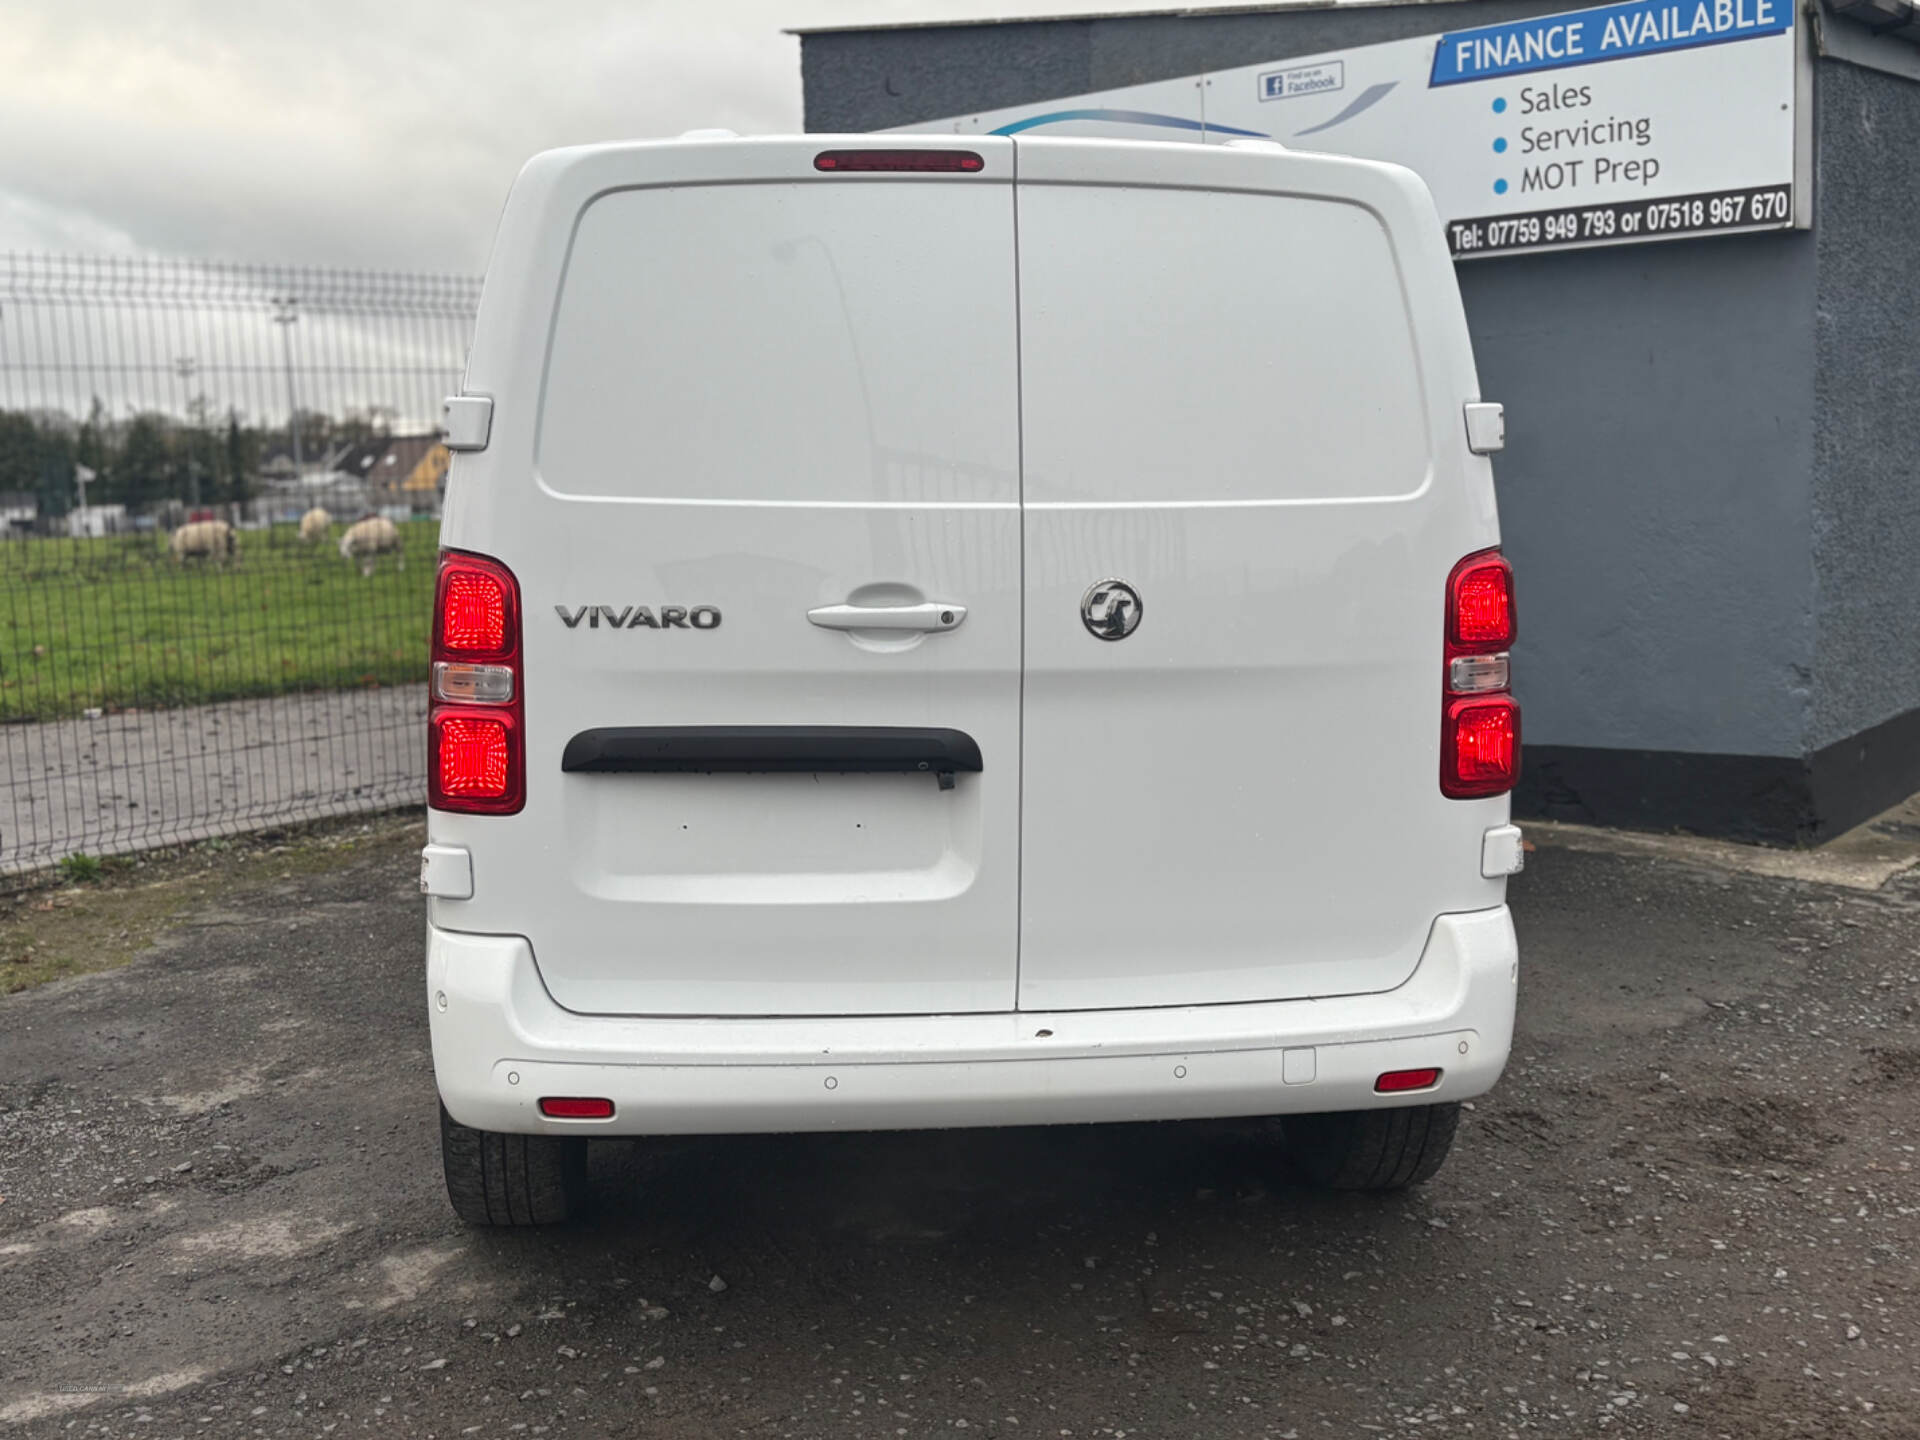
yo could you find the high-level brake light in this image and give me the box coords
[429,551,524,815]
[814,149,985,173]
[1442,549,1519,798]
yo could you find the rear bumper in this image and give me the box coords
[428,906,1517,1136]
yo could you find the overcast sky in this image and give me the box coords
[0,1,1182,275]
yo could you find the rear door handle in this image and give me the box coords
[807,601,966,633]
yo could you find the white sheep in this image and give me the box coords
[339,515,404,577]
[169,519,235,563]
[298,506,332,544]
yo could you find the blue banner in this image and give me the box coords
[1429,0,1790,86]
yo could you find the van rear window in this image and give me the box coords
[536,183,1019,506]
[1017,185,1431,505]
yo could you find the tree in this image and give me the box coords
[223,412,259,502]
[34,425,75,518]
[115,414,180,509]
[0,411,39,498]
[293,408,334,465]
[0,411,78,519]
[76,399,110,480]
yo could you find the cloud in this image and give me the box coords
[0,0,1190,274]
[0,0,804,272]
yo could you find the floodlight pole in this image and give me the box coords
[272,297,302,476]
[173,355,201,505]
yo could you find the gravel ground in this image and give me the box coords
[0,688,425,875]
[1,822,1917,1437]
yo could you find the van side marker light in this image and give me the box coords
[815,149,984,173]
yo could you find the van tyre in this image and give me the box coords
[439,1104,588,1226]
[1282,1102,1461,1191]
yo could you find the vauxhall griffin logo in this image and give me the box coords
[557,605,722,631]
[1080,579,1142,641]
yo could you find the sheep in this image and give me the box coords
[339,514,403,577]
[298,506,332,544]
[169,519,235,564]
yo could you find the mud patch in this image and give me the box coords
[1471,1104,1557,1148]
[1867,1046,1920,1085]
[1662,1091,1840,1168]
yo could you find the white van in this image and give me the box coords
[423,134,1522,1225]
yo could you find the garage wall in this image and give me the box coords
[1805,58,1920,826]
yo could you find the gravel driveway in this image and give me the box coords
[1,820,1916,1437]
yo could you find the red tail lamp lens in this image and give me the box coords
[1449,551,1515,648]
[814,149,984,173]
[441,570,507,654]
[540,1097,615,1119]
[1375,1068,1442,1093]
[1442,696,1520,798]
[435,553,517,660]
[435,714,511,799]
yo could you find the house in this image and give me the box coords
[332,433,450,513]
[66,503,128,538]
[0,492,35,535]
[365,434,448,510]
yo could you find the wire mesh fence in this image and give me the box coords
[0,253,479,878]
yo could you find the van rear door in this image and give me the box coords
[1012,139,1506,1012]
[454,139,1022,1017]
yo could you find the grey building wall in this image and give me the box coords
[1806,58,1920,822]
[800,7,1920,841]
[1812,60,1920,758]
[1462,235,1816,761]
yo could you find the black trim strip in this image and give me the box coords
[561,725,983,779]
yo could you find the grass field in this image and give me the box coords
[0,520,440,723]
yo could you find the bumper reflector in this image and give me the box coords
[539,1097,615,1119]
[1374,1068,1442,1094]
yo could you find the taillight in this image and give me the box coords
[430,550,524,815]
[441,568,509,653]
[435,714,513,798]
[1443,549,1519,798]
[1449,553,1514,648]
